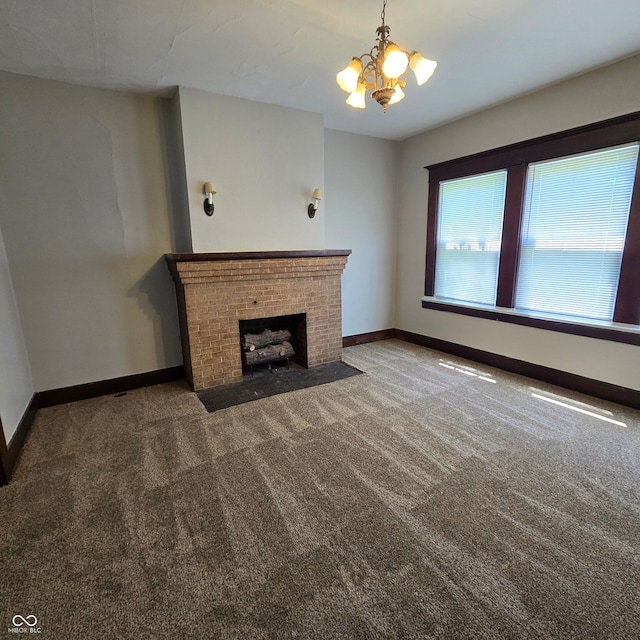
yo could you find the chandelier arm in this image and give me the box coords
[358,54,376,85]
[360,52,375,65]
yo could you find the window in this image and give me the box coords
[424,111,640,345]
[435,171,506,306]
[516,144,638,322]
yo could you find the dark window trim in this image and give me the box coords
[495,164,526,308]
[424,110,640,341]
[614,153,640,325]
[424,179,439,295]
[426,110,640,182]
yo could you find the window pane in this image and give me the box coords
[516,144,639,322]
[435,170,507,306]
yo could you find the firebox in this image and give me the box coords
[239,313,308,373]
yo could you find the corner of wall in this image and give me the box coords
[161,89,193,253]
[0,224,34,444]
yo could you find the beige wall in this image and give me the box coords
[0,72,183,392]
[178,87,325,253]
[325,129,398,337]
[396,54,640,390]
[0,74,396,395]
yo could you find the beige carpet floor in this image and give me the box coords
[1,340,639,639]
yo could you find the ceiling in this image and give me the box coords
[1,0,640,141]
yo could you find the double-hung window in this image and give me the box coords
[424,112,640,344]
[515,144,638,322]
[434,170,507,306]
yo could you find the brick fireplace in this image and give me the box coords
[165,250,351,390]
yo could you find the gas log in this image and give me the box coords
[242,341,294,366]
[242,329,292,351]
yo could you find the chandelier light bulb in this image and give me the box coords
[409,52,437,86]
[336,58,362,94]
[346,82,367,109]
[382,43,409,79]
[388,85,405,105]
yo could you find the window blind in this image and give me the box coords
[434,170,507,306]
[515,143,639,322]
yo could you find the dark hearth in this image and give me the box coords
[197,361,362,412]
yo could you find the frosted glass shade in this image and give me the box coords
[336,58,362,93]
[346,82,367,109]
[382,44,409,79]
[388,86,405,105]
[409,52,437,85]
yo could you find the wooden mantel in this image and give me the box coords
[165,249,352,264]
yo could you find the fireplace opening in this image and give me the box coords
[239,313,308,376]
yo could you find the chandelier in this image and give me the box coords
[336,0,437,112]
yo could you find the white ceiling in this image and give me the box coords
[1,0,640,140]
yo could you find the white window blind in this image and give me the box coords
[515,143,639,322]
[435,170,507,306]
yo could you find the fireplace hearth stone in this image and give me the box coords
[196,361,362,412]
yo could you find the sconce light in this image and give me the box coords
[203,181,217,216]
[308,188,322,218]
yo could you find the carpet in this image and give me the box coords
[1,340,638,639]
[197,361,362,412]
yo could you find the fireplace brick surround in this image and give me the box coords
[166,250,351,390]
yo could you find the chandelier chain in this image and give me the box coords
[380,0,387,27]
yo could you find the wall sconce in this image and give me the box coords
[203,181,217,216]
[308,188,322,218]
